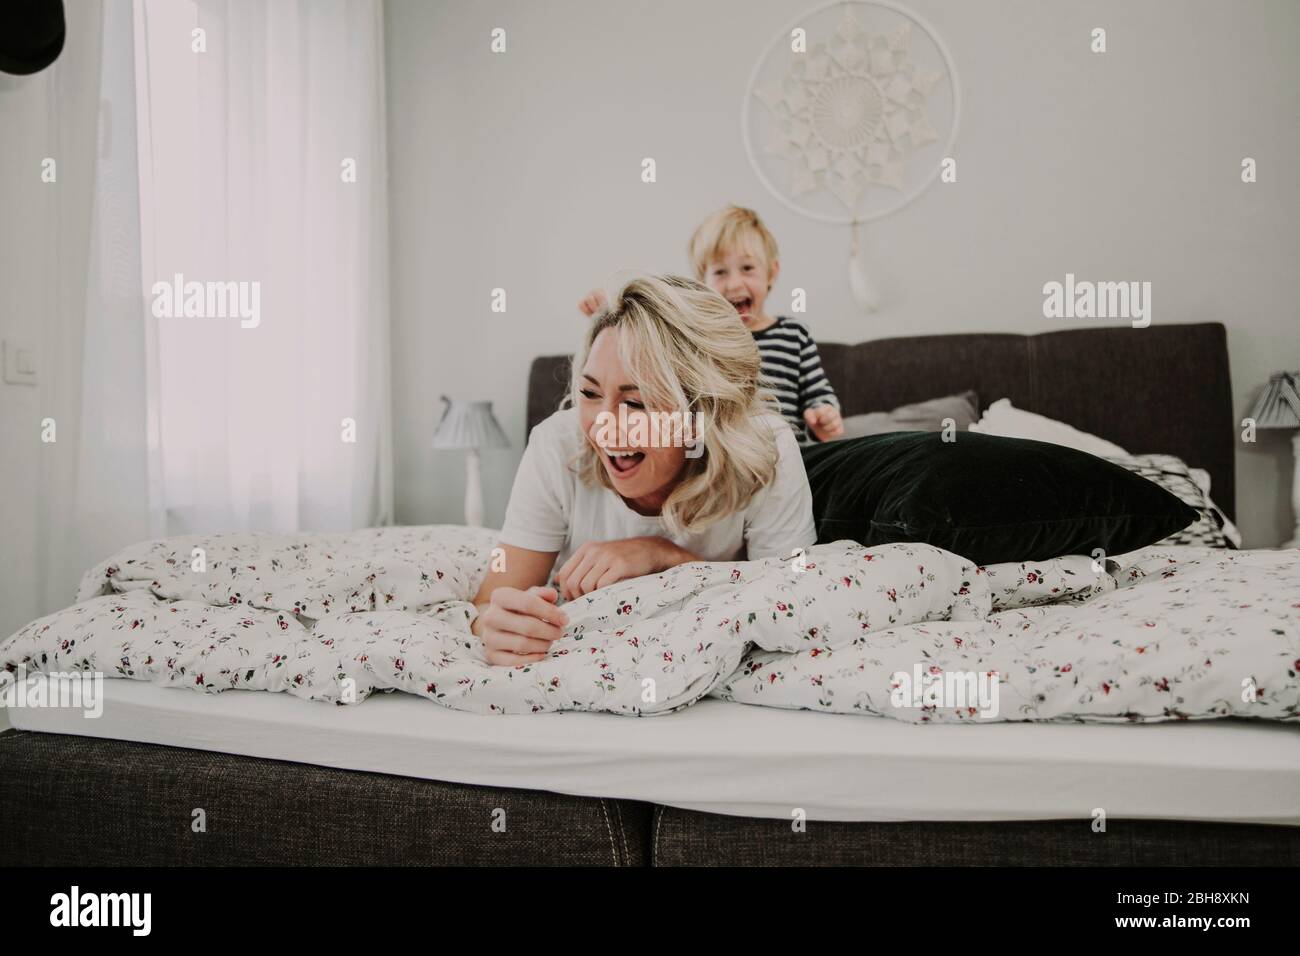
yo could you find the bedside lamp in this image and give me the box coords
[432,396,509,527]
[1246,371,1300,548]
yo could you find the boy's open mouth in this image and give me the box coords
[606,450,646,476]
[728,296,752,315]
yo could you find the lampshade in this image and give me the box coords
[432,396,509,450]
[1245,372,1300,429]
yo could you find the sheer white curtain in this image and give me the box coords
[135,0,392,534]
[24,0,390,623]
[32,0,158,619]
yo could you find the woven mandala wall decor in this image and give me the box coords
[742,0,960,310]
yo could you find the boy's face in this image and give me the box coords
[703,243,779,329]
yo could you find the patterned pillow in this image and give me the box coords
[1104,453,1232,548]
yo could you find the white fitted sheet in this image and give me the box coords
[8,678,1299,824]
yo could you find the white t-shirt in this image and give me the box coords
[499,407,816,572]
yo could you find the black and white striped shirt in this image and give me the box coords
[751,317,840,444]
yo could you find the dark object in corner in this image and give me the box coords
[801,430,1198,566]
[0,0,66,76]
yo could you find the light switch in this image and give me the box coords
[2,339,38,386]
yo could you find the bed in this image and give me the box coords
[4,320,1298,866]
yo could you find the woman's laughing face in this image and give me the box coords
[577,327,688,513]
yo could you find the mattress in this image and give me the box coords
[8,677,1299,824]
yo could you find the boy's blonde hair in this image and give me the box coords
[687,205,780,281]
[566,274,779,536]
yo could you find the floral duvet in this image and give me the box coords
[3,525,1297,723]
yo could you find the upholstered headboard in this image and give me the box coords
[526,322,1235,519]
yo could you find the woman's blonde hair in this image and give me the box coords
[566,274,779,535]
[687,204,780,281]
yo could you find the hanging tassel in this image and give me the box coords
[848,220,880,313]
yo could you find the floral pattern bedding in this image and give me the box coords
[2,526,1297,723]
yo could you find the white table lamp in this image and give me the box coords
[432,396,509,527]
[1245,371,1300,548]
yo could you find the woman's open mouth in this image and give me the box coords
[605,450,646,478]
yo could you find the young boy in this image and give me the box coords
[578,205,844,444]
[689,205,842,443]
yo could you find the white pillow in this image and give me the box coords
[970,399,1243,547]
[968,398,1130,457]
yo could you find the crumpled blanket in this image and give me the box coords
[3,525,1297,723]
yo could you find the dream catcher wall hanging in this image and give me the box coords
[742,0,960,311]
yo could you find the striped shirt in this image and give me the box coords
[751,316,840,444]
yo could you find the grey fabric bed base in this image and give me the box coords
[0,728,647,867]
[4,728,1297,867]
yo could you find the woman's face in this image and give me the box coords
[578,328,688,512]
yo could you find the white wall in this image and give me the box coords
[395,0,1291,544]
[0,3,102,674]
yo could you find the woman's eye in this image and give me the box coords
[579,389,599,400]
[624,400,645,410]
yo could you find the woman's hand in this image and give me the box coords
[804,404,844,442]
[474,585,568,667]
[556,536,693,600]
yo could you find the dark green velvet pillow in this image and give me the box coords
[800,431,1198,565]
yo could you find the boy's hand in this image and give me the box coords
[804,405,844,442]
[578,288,608,317]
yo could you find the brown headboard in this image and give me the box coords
[526,322,1235,519]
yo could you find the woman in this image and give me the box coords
[472,274,815,666]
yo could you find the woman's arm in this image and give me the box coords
[472,543,557,611]
[555,536,700,601]
[471,543,567,666]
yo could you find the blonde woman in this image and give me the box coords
[472,275,815,666]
